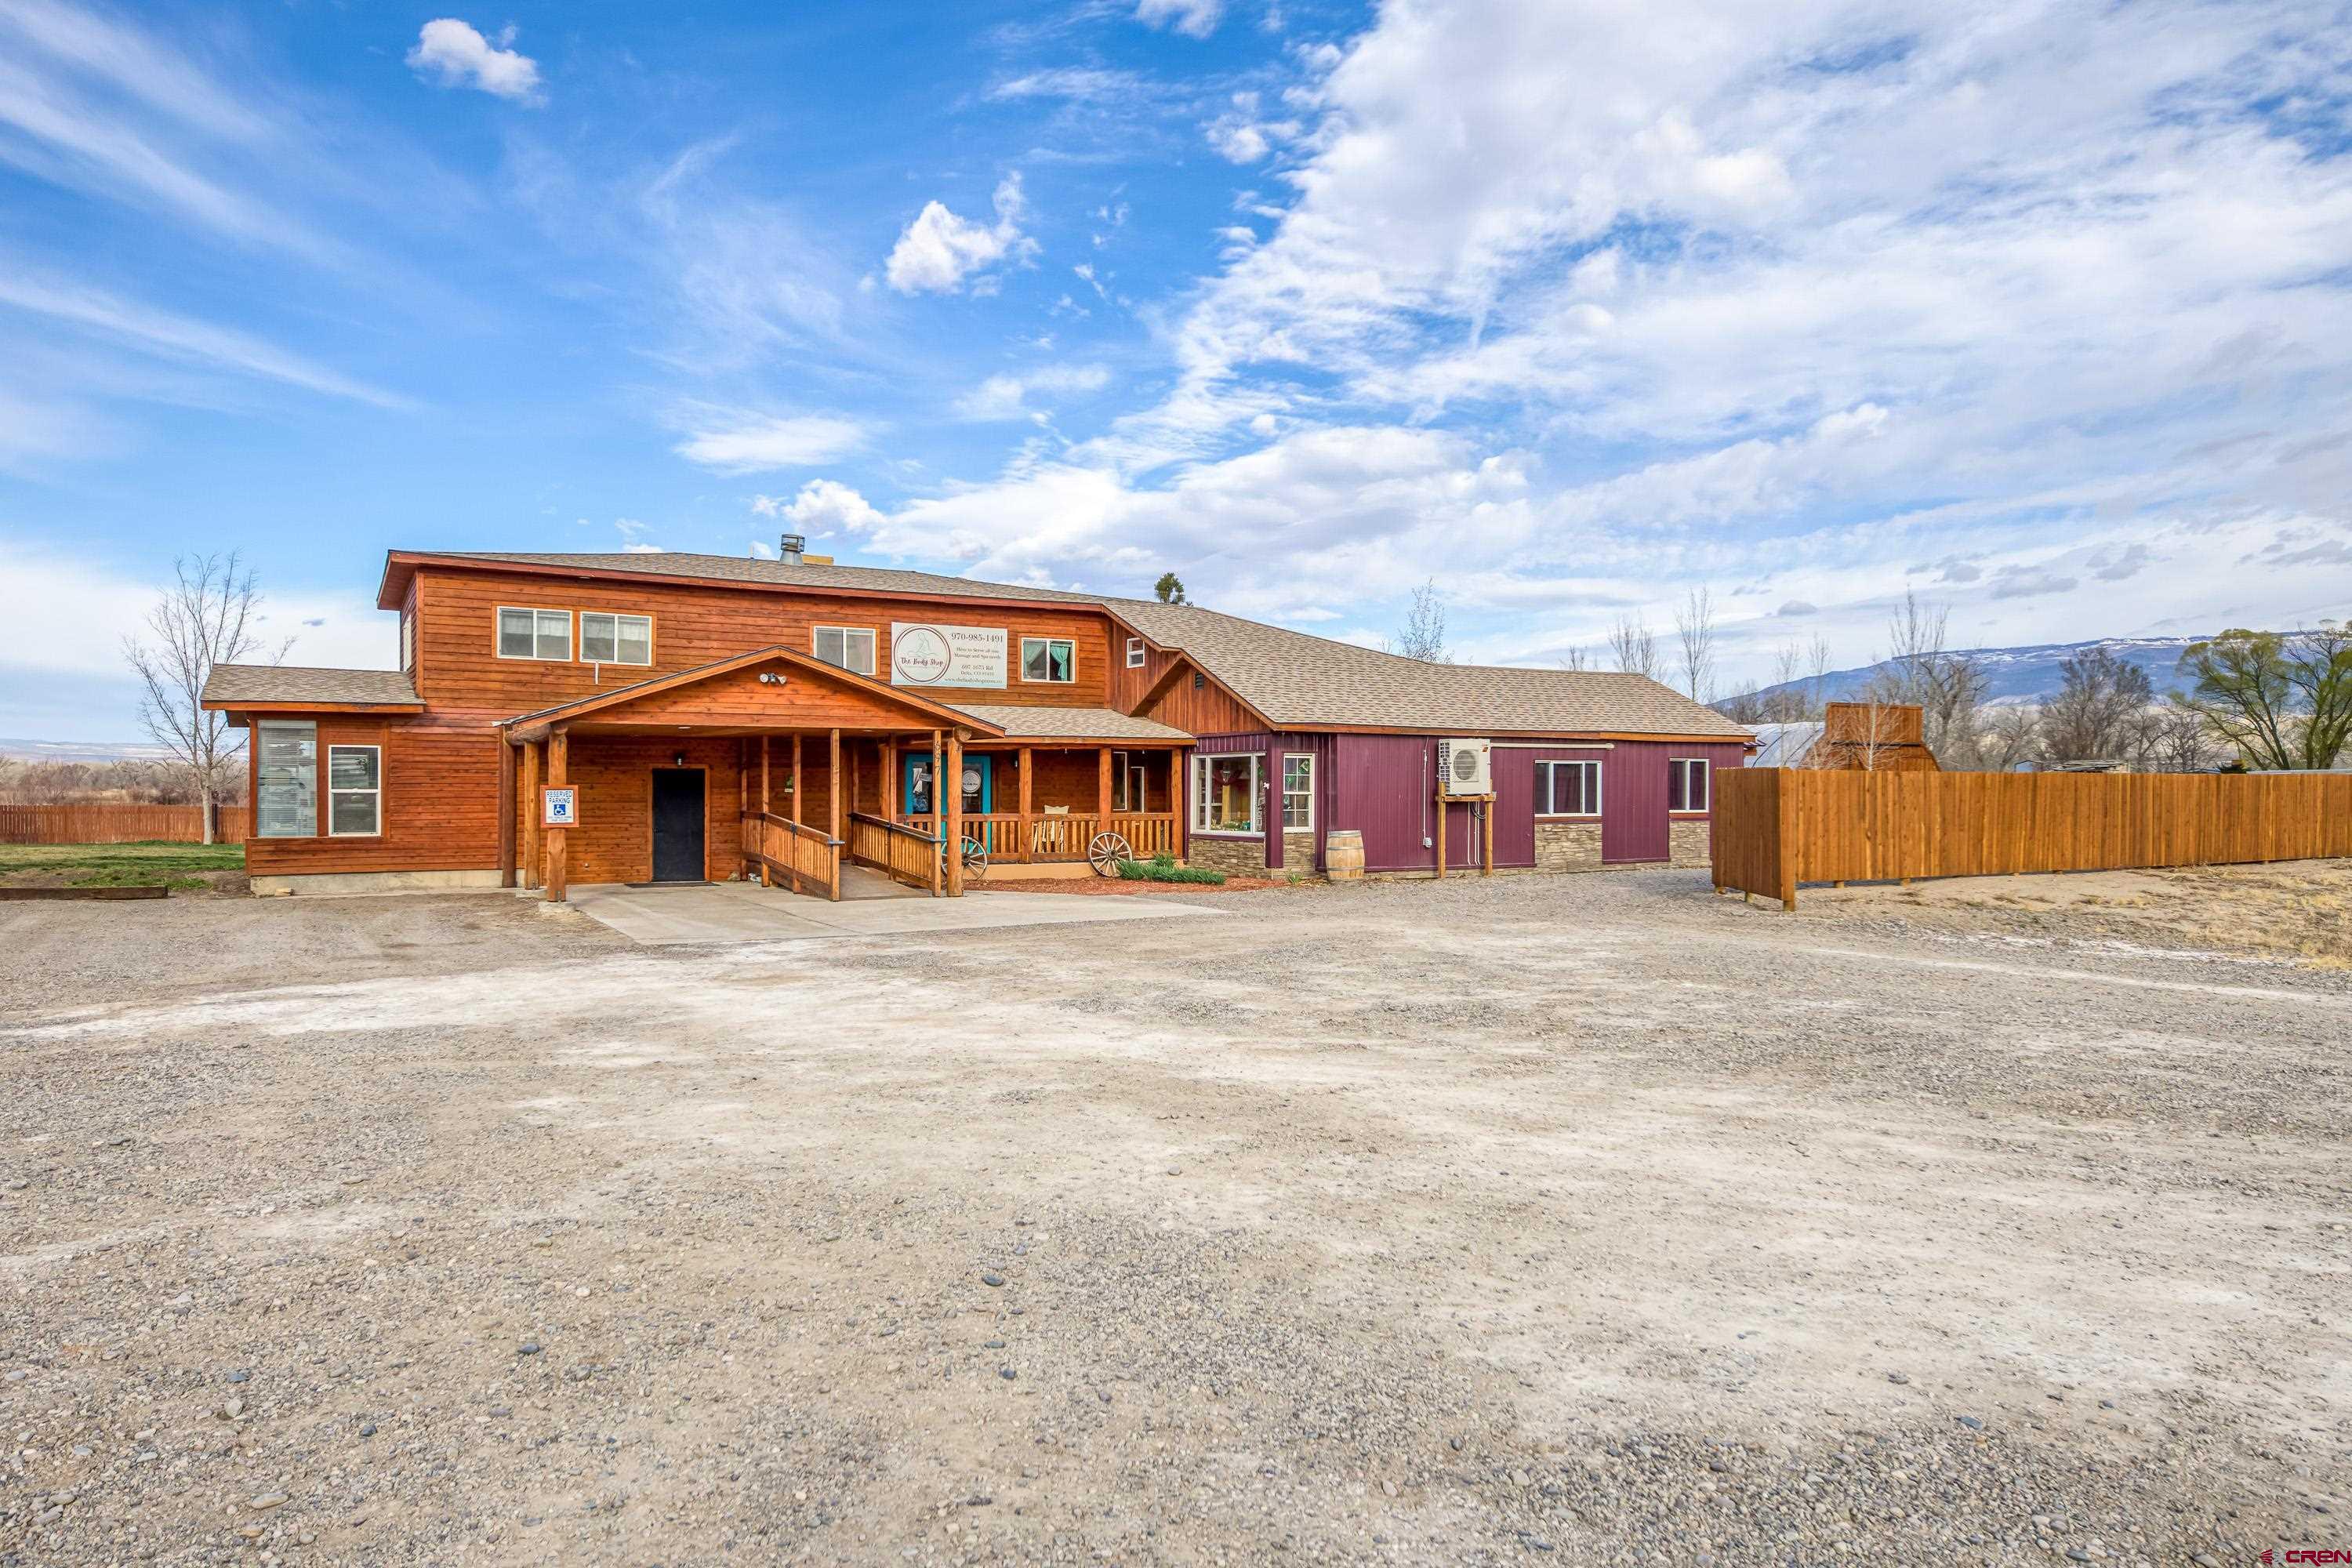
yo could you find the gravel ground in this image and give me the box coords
[2,870,2346,1566]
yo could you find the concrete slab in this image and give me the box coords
[563,879,1221,946]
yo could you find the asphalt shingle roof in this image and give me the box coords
[945,705,1192,742]
[201,665,420,707]
[436,551,1108,605]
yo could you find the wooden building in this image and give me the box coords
[200,547,1751,897]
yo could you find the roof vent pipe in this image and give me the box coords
[779,533,805,565]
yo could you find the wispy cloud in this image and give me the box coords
[670,406,868,473]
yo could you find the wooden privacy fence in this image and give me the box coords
[0,803,250,844]
[1712,768,2352,909]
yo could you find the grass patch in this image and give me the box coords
[1115,853,1227,886]
[0,840,244,889]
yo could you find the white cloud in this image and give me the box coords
[1134,0,1223,39]
[884,175,1037,295]
[771,479,886,539]
[406,19,543,103]
[1204,93,1297,165]
[670,408,867,473]
[954,363,1112,421]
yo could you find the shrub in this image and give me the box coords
[1114,855,1226,885]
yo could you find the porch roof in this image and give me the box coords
[500,644,1007,742]
[946,704,1193,745]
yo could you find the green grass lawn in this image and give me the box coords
[0,840,245,891]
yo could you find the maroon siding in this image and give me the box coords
[1191,730,1334,870]
[1602,744,1671,862]
[1331,733,1436,873]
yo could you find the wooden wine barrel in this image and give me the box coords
[1324,829,1365,881]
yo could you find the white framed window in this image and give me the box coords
[1282,753,1314,830]
[1192,753,1260,835]
[255,720,317,838]
[1125,636,1145,668]
[497,606,571,661]
[813,626,877,676]
[1536,759,1601,816]
[580,612,652,666]
[1668,757,1711,813]
[1021,637,1076,684]
[327,745,382,837]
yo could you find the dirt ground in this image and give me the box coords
[2,866,2347,1566]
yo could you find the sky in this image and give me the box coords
[3,0,2350,742]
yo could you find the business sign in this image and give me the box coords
[542,786,579,827]
[890,622,1007,690]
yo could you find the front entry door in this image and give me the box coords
[651,768,706,882]
[904,753,992,815]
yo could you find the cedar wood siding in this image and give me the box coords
[1137,659,1261,735]
[245,716,500,878]
[1106,633,1181,713]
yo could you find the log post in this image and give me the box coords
[543,727,568,903]
[1018,746,1033,862]
[521,739,543,890]
[1435,792,1446,880]
[496,735,517,888]
[929,729,943,896]
[884,740,897,822]
[1098,746,1112,829]
[945,730,964,898]
[1483,796,1494,876]
[789,733,803,895]
[828,728,843,902]
[759,735,771,887]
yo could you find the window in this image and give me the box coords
[813,626,876,676]
[1536,759,1602,816]
[497,606,570,661]
[1192,753,1260,834]
[327,745,381,837]
[1668,757,1711,813]
[580,612,652,666]
[255,720,317,837]
[1282,753,1314,829]
[1112,751,1147,811]
[400,608,414,673]
[1125,636,1145,669]
[1021,637,1075,684]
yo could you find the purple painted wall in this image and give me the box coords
[1192,731,1334,870]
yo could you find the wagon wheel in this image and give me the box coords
[960,835,989,883]
[1087,831,1131,877]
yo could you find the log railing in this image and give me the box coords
[847,811,941,894]
[901,811,1178,863]
[740,811,840,900]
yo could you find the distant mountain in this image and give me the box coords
[0,738,177,764]
[1744,634,2214,709]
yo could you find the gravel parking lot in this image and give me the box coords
[3,869,2346,1566]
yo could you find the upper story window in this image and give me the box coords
[400,608,415,673]
[1125,636,1145,668]
[814,626,877,676]
[497,607,571,661]
[1022,637,1075,684]
[1668,757,1711,813]
[256,720,317,837]
[580,612,652,666]
[1536,759,1601,816]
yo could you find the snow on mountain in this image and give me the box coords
[1745,635,2215,708]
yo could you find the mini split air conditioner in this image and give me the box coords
[1437,738,1492,796]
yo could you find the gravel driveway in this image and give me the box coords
[2,871,2345,1566]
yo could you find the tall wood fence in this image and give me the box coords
[0,804,250,845]
[1711,768,2352,909]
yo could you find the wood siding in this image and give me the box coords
[247,718,500,877]
[1140,661,1260,734]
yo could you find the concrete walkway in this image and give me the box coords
[561,878,1222,946]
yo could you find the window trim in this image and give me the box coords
[1668,757,1711,814]
[1281,752,1315,832]
[1192,752,1262,837]
[1534,758,1602,818]
[495,605,572,662]
[579,610,655,667]
[254,719,318,839]
[1020,635,1077,684]
[326,744,383,838]
[1125,635,1146,669]
[812,624,877,677]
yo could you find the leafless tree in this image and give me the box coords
[2038,646,2154,765]
[1389,579,1452,662]
[1609,614,1661,681]
[1673,586,1718,703]
[1714,686,1767,724]
[2136,706,2226,772]
[1555,645,1592,672]
[1857,591,1992,768]
[1978,705,2042,771]
[122,554,292,843]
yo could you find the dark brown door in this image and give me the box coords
[652,769,705,882]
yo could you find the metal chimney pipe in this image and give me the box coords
[779,533,805,565]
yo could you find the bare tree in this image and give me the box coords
[2137,706,2225,772]
[1388,579,1452,663]
[1857,591,1992,768]
[1979,704,2042,771]
[1555,646,1593,672]
[1608,614,1661,681]
[1714,686,1768,724]
[123,554,292,844]
[2038,647,2155,765]
[1673,586,1718,703]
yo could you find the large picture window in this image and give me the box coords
[255,720,317,837]
[1282,754,1314,829]
[1536,759,1601,816]
[580,612,652,666]
[814,626,877,676]
[327,745,382,837]
[1668,757,1711,813]
[1021,637,1075,683]
[497,606,571,661]
[1192,753,1260,834]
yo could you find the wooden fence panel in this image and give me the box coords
[1712,769,2352,907]
[0,804,251,844]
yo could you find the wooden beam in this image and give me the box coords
[1018,746,1033,863]
[930,729,943,897]
[496,736,517,889]
[1435,793,1446,880]
[759,735,771,887]
[1483,796,1494,877]
[828,727,843,903]
[1098,747,1112,826]
[543,727,569,903]
[521,739,543,890]
[884,740,897,822]
[790,734,801,824]
[945,729,964,898]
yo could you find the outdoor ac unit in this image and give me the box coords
[1437,738,1492,796]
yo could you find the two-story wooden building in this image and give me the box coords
[199,546,1751,898]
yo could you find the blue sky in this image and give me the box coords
[4,0,2350,742]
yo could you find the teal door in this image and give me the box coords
[905,753,991,815]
